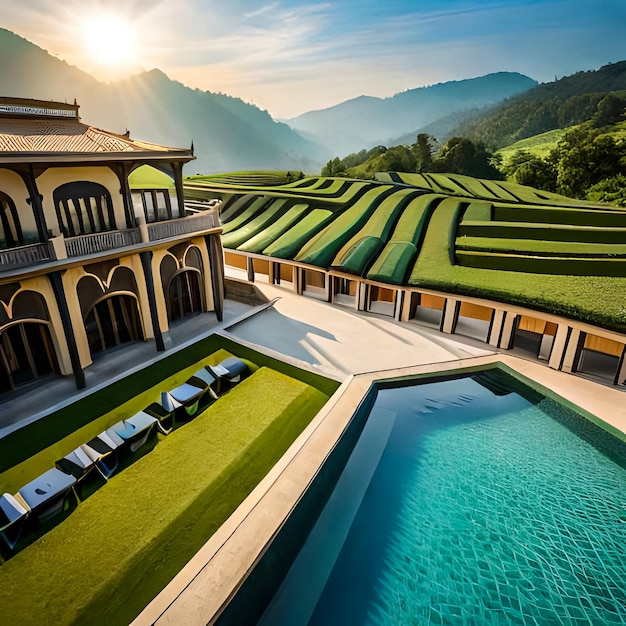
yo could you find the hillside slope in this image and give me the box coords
[0,28,324,173]
[286,73,537,156]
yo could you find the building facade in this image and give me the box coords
[0,97,224,395]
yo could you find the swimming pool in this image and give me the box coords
[219,369,626,625]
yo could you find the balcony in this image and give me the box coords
[0,206,220,273]
[0,242,53,267]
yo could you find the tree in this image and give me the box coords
[321,157,346,177]
[411,134,436,172]
[555,127,624,197]
[434,137,504,179]
[503,150,557,191]
[591,93,626,128]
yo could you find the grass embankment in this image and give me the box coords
[128,165,175,189]
[0,367,329,625]
[408,197,626,332]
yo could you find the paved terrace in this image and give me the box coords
[2,280,625,625]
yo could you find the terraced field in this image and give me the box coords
[185,173,626,331]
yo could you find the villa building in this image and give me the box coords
[0,97,224,395]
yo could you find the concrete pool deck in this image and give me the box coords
[130,282,626,625]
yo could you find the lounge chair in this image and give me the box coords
[17,468,77,522]
[0,493,30,554]
[81,429,126,479]
[111,411,158,453]
[209,357,249,392]
[144,391,182,434]
[55,446,106,499]
[169,382,205,418]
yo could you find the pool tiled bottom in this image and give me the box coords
[260,375,626,625]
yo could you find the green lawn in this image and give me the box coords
[129,165,175,189]
[0,367,329,625]
[408,198,626,331]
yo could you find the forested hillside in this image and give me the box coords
[451,61,626,148]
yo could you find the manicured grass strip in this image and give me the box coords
[0,335,339,479]
[0,348,242,494]
[456,237,626,257]
[492,204,626,227]
[221,199,288,248]
[0,367,329,625]
[221,196,273,234]
[457,221,626,243]
[386,194,444,243]
[407,197,626,332]
[237,203,309,253]
[219,194,258,222]
[262,209,334,259]
[455,250,626,276]
[295,186,396,267]
[365,241,418,284]
[331,188,420,270]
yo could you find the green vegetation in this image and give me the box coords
[408,197,626,330]
[0,367,329,625]
[129,165,175,189]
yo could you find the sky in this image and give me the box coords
[2,0,625,119]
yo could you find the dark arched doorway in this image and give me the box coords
[0,322,59,392]
[84,294,143,356]
[167,270,203,322]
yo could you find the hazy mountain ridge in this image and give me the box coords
[0,28,325,173]
[286,72,538,155]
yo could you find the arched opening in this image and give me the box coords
[167,270,203,322]
[0,322,59,392]
[0,190,24,249]
[53,181,116,237]
[84,294,143,356]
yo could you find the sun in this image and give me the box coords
[80,12,141,79]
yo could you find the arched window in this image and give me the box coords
[84,294,143,356]
[0,190,23,249]
[0,322,59,393]
[53,181,116,237]
[168,270,203,322]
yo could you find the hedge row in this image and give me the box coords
[493,204,626,227]
[456,236,626,257]
[456,250,626,276]
[458,221,626,243]
[221,199,289,248]
[295,186,396,267]
[236,203,309,254]
[263,209,334,259]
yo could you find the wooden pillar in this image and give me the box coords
[441,298,459,334]
[548,325,570,370]
[246,257,255,283]
[561,328,583,373]
[49,271,85,389]
[140,251,165,351]
[488,310,505,347]
[111,163,136,229]
[356,282,368,311]
[18,165,49,241]
[499,312,517,349]
[206,234,224,322]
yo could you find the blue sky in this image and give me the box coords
[2,0,625,118]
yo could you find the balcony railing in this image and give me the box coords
[65,229,142,257]
[0,208,221,270]
[147,209,220,242]
[0,242,52,267]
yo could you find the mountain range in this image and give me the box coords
[285,72,537,156]
[0,27,590,174]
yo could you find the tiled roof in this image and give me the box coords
[0,118,182,154]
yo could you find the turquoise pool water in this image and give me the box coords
[226,371,626,625]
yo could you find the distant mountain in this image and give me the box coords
[448,61,626,149]
[286,72,537,156]
[0,28,325,173]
